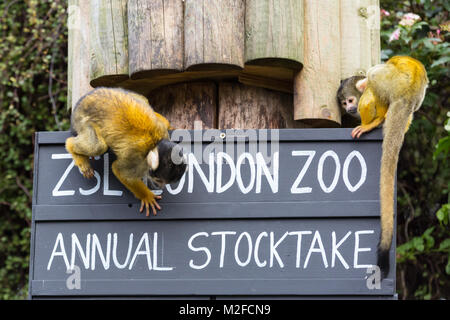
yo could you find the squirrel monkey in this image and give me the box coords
[337,75,366,119]
[66,87,187,216]
[343,56,428,277]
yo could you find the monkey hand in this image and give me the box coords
[352,125,371,139]
[77,162,95,179]
[139,192,162,217]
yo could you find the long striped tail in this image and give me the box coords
[378,99,412,278]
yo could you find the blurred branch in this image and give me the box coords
[399,183,415,242]
[400,269,409,299]
[1,0,19,20]
[416,110,440,127]
[15,176,31,204]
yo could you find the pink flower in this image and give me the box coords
[381,9,390,17]
[403,13,421,20]
[389,28,401,42]
[399,13,421,26]
[429,29,443,45]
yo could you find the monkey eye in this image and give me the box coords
[342,101,347,106]
[349,98,355,103]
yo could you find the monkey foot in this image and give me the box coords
[351,126,371,139]
[140,195,162,216]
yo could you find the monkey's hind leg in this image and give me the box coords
[65,125,108,178]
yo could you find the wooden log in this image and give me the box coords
[293,0,341,127]
[128,0,184,80]
[68,0,92,110]
[99,69,240,99]
[218,82,308,129]
[239,66,294,94]
[239,0,302,92]
[184,0,245,72]
[147,82,217,130]
[340,0,381,79]
[245,0,303,70]
[89,0,129,87]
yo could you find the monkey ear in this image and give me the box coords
[356,78,368,93]
[147,148,159,171]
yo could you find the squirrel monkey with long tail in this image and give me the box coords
[345,56,428,277]
[66,87,187,216]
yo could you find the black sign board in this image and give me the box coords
[29,129,395,299]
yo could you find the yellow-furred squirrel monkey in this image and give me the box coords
[348,56,428,277]
[66,87,187,216]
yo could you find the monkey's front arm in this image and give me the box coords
[111,159,162,216]
[351,117,385,139]
[352,87,388,139]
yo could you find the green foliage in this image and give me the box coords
[0,0,69,299]
[380,0,450,300]
[433,112,450,161]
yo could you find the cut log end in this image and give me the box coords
[185,63,244,73]
[245,58,303,71]
[130,69,182,81]
[90,74,129,88]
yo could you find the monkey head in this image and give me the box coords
[146,139,187,190]
[337,75,366,119]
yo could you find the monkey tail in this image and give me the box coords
[378,99,412,278]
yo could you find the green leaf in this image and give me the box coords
[433,136,450,160]
[413,237,425,252]
[430,56,450,68]
[446,256,450,275]
[436,204,450,225]
[439,239,450,251]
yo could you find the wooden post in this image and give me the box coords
[340,0,381,79]
[68,0,92,110]
[128,0,184,79]
[293,0,341,127]
[184,0,245,71]
[89,0,129,87]
[244,0,303,70]
[238,67,295,93]
[218,82,307,129]
[240,0,303,93]
[147,82,217,129]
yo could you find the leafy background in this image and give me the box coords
[0,0,448,299]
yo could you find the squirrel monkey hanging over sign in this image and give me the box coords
[66,87,187,216]
[341,56,428,277]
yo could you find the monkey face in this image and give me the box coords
[147,139,187,190]
[337,76,365,120]
[340,96,360,118]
